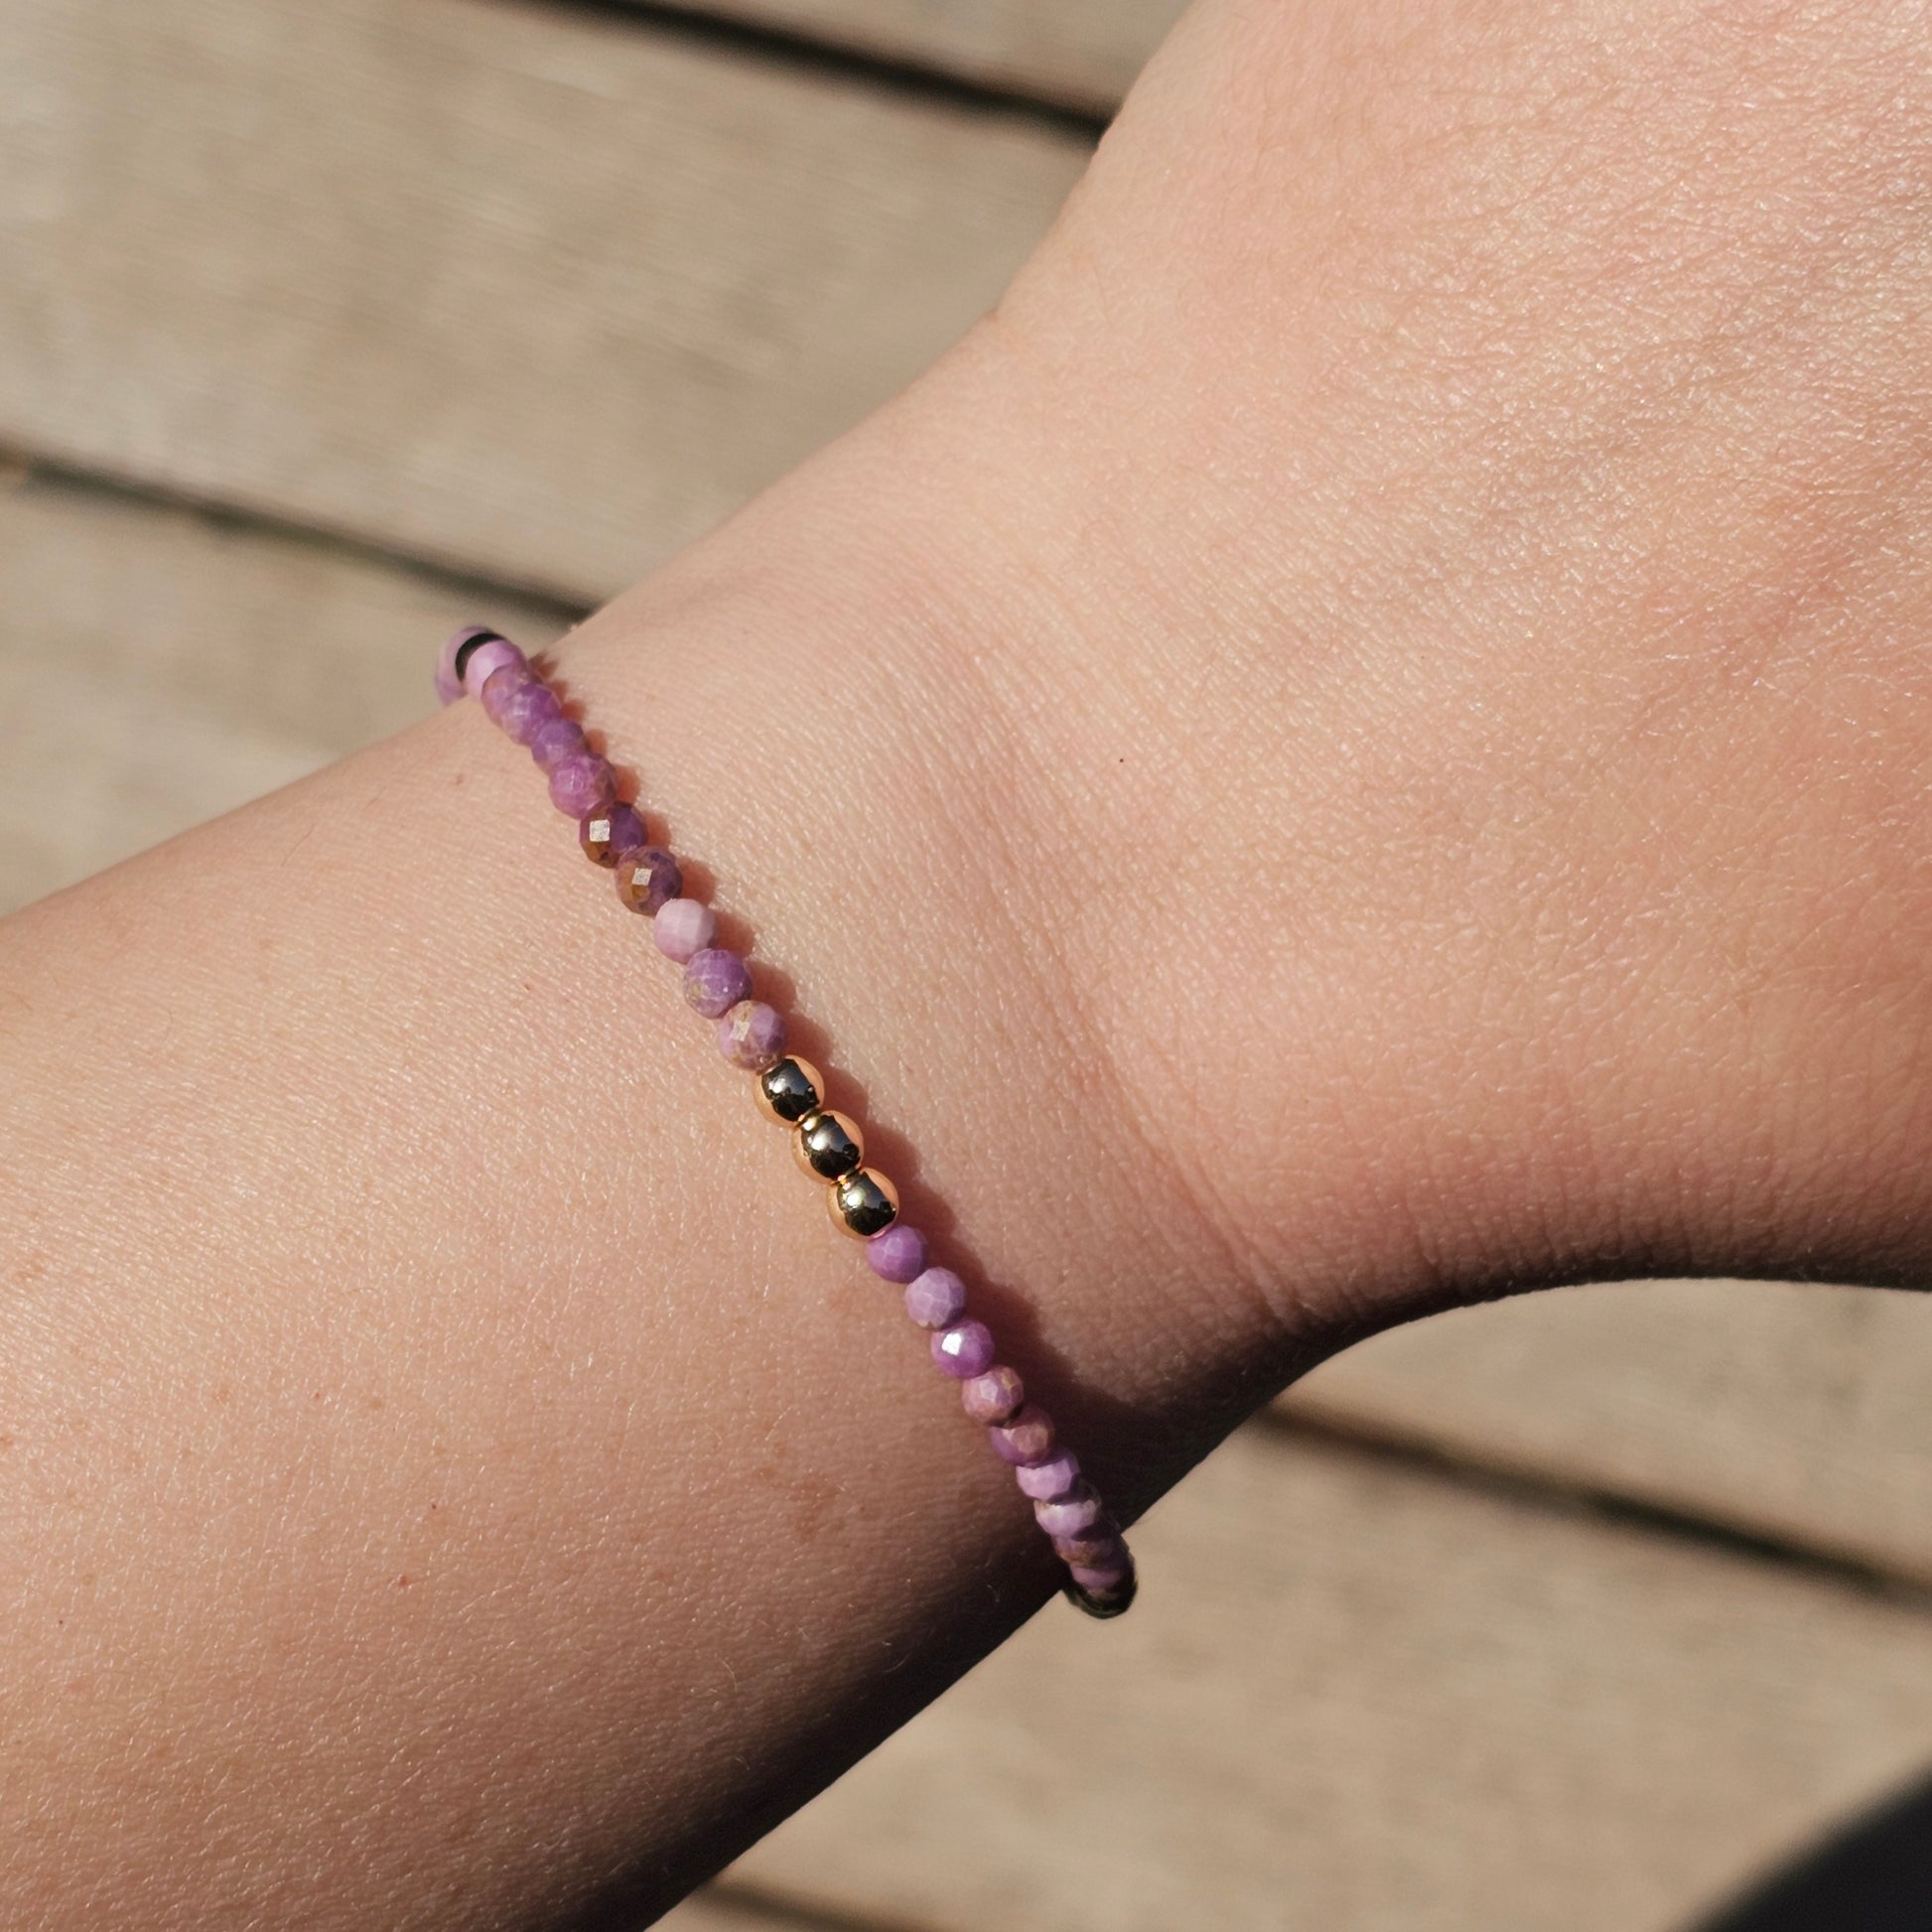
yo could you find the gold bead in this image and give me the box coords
[756,1056,823,1126]
[829,1167,898,1238]
[794,1109,863,1181]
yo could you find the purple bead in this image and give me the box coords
[495,677,562,747]
[989,1403,1056,1467]
[461,636,525,698]
[529,717,589,771]
[1035,1483,1103,1538]
[902,1267,967,1330]
[960,1367,1026,1425]
[1053,1528,1127,1570]
[683,947,752,1019]
[931,1318,996,1379]
[653,898,716,962]
[618,849,682,917]
[581,802,647,866]
[437,624,503,705]
[1016,1449,1080,1501]
[548,754,616,818]
[718,1000,786,1070]
[479,661,533,725]
[1069,1555,1133,1592]
[866,1223,927,1284]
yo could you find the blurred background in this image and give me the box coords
[7,2,1932,1926]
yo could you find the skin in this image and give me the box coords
[5,0,1932,1920]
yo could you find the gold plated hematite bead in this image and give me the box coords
[794,1109,864,1182]
[756,1056,823,1127]
[829,1167,898,1238]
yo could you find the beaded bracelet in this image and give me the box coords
[436,625,1136,1617]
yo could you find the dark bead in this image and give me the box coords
[757,1056,823,1126]
[795,1109,863,1181]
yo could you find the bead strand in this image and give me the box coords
[437,625,1135,1617]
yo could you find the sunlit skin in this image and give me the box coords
[5,0,1932,1921]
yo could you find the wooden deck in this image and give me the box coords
[7,3,1932,1926]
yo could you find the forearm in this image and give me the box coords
[10,0,1932,1918]
[0,392,1317,1926]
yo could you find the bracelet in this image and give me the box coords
[436,625,1137,1618]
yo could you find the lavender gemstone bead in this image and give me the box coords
[718,1000,786,1070]
[437,624,505,704]
[960,1367,1026,1425]
[653,897,716,963]
[618,849,683,917]
[495,677,562,747]
[1069,1559,1133,1592]
[902,1267,967,1330]
[684,947,752,1019]
[530,717,589,771]
[866,1223,927,1284]
[549,754,616,818]
[581,802,647,866]
[462,636,525,698]
[989,1403,1056,1467]
[1053,1528,1126,1571]
[1016,1449,1081,1501]
[931,1319,996,1380]
[1035,1483,1104,1539]
[480,661,533,725]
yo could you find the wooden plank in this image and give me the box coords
[658,1891,857,1931]
[646,0,1187,115]
[0,467,572,912]
[726,1425,1932,1932]
[0,0,1088,605]
[1284,1278,1932,1584]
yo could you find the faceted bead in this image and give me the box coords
[529,717,589,771]
[653,897,716,961]
[480,661,535,726]
[461,636,525,698]
[1016,1450,1080,1501]
[866,1223,927,1284]
[549,754,616,818]
[494,676,562,747]
[960,1366,1026,1425]
[794,1110,863,1181]
[719,1001,786,1071]
[902,1266,967,1329]
[1035,1484,1104,1538]
[617,849,682,916]
[931,1318,996,1379]
[437,624,503,704]
[581,803,647,867]
[989,1403,1056,1466]
[829,1168,897,1238]
[1053,1529,1127,1571]
[756,1055,823,1126]
[683,947,752,1018]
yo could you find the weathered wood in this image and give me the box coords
[658,1890,851,1931]
[0,0,1088,605]
[0,468,571,911]
[728,1425,1932,1932]
[648,0,1186,115]
[1284,1277,1932,1582]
